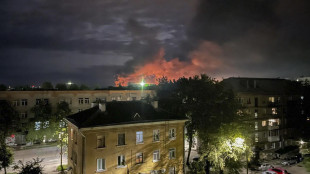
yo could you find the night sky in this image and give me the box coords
[1,0,310,87]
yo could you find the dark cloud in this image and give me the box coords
[0,0,309,86]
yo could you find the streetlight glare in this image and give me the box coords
[140,81,145,87]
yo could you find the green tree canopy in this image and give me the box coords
[0,100,19,142]
[55,83,67,90]
[0,84,7,91]
[156,74,250,173]
[41,82,53,90]
[0,144,14,174]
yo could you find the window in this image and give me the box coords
[269,97,275,103]
[34,121,41,130]
[118,133,125,146]
[97,135,105,148]
[169,148,176,159]
[85,98,89,104]
[43,121,49,128]
[272,108,277,115]
[111,96,116,101]
[153,130,160,142]
[254,109,258,118]
[78,98,83,104]
[153,150,160,162]
[20,112,27,119]
[118,155,125,167]
[255,122,258,130]
[262,121,266,126]
[71,129,74,141]
[254,97,258,107]
[247,98,251,104]
[136,152,143,164]
[169,128,176,140]
[13,100,19,106]
[43,99,49,104]
[136,131,143,144]
[72,151,77,165]
[21,99,27,106]
[74,131,77,144]
[169,167,176,174]
[36,99,41,105]
[255,133,259,142]
[78,109,82,112]
[97,158,106,171]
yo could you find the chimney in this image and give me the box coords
[152,101,158,109]
[91,102,98,108]
[99,103,106,112]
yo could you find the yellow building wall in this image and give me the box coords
[68,121,185,174]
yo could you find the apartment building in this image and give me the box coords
[223,78,302,152]
[0,90,155,124]
[65,101,187,174]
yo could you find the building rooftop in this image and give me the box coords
[66,101,186,128]
[222,77,301,95]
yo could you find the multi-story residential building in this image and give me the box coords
[0,90,155,144]
[223,78,302,154]
[65,101,187,174]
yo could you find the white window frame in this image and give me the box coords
[153,150,160,162]
[169,128,176,140]
[117,155,126,167]
[78,98,83,104]
[169,148,176,159]
[85,98,89,104]
[21,99,27,106]
[97,158,106,171]
[136,131,143,144]
[118,133,125,146]
[153,130,160,142]
[169,167,176,174]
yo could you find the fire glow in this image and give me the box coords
[115,41,223,86]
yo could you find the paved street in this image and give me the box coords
[0,145,67,174]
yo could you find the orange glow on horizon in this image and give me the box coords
[115,41,223,86]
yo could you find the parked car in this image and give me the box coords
[262,171,277,174]
[258,163,274,171]
[268,168,289,174]
[281,157,298,165]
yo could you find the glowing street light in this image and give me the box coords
[140,80,145,87]
[67,81,73,86]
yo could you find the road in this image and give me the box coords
[0,145,67,174]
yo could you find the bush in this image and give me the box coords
[303,157,310,172]
[57,164,68,171]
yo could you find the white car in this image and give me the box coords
[262,171,277,174]
[258,163,274,171]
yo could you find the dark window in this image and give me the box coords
[118,133,125,146]
[255,97,258,107]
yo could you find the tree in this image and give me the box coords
[41,82,53,90]
[13,157,44,174]
[0,100,19,143]
[55,83,67,90]
[0,84,7,91]
[68,84,79,90]
[53,101,71,172]
[80,84,90,90]
[157,75,249,173]
[0,144,13,174]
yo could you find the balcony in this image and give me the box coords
[268,136,280,142]
[268,125,279,130]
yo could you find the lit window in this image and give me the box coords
[34,121,41,130]
[85,98,89,104]
[255,133,259,142]
[78,98,83,104]
[136,131,143,144]
[153,130,160,142]
[262,121,266,126]
[254,109,258,118]
[169,128,176,140]
[272,108,277,115]
[269,97,275,103]
[169,167,176,174]
[21,99,27,106]
[43,121,49,128]
[169,148,176,159]
[136,152,143,164]
[255,122,258,130]
[117,155,125,167]
[153,150,160,162]
[97,158,106,171]
[97,135,105,148]
[118,133,125,146]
